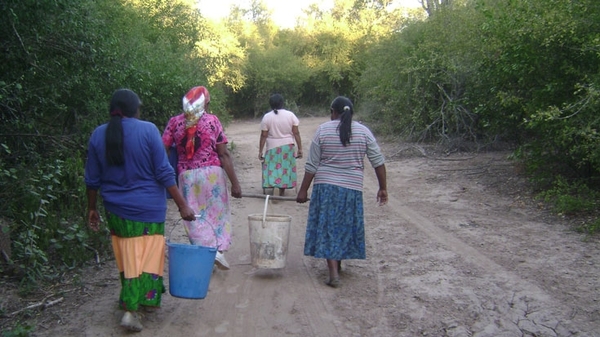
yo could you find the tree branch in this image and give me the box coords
[5,288,77,317]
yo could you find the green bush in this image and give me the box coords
[1,324,34,337]
[579,218,600,236]
[538,176,599,215]
[0,0,212,287]
[5,156,108,288]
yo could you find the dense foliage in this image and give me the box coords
[359,0,600,221]
[1,0,599,298]
[0,0,218,287]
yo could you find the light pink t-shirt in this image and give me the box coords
[260,109,300,151]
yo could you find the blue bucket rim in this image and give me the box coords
[168,218,221,250]
[166,241,217,251]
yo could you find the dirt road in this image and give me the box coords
[35,117,600,336]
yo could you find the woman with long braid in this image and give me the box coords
[296,96,387,288]
[85,89,195,332]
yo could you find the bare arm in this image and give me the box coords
[258,130,268,160]
[87,189,101,231]
[167,185,195,220]
[296,172,314,203]
[217,143,242,198]
[374,164,388,205]
[292,125,302,158]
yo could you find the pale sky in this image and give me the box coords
[197,0,422,28]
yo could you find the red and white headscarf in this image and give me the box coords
[183,86,210,159]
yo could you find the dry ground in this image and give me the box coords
[2,116,600,337]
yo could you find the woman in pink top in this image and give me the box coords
[258,94,303,196]
[162,86,242,270]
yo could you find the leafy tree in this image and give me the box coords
[1,0,117,284]
[419,0,460,16]
[0,0,219,285]
[359,0,600,217]
[195,20,246,92]
[224,0,315,116]
[473,0,600,183]
[358,5,483,143]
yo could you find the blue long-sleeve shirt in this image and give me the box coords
[85,118,176,223]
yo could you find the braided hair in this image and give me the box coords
[331,96,354,146]
[105,89,141,166]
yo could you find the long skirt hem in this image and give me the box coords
[303,184,365,260]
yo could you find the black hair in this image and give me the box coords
[269,93,284,115]
[331,96,353,146]
[105,89,141,166]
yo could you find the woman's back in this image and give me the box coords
[260,109,299,150]
[310,120,378,191]
[162,113,226,172]
[86,118,173,221]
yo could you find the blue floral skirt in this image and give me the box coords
[303,184,365,260]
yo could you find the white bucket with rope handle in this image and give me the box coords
[247,195,292,269]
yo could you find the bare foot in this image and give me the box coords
[325,278,340,288]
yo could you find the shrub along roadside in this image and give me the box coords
[357,0,600,231]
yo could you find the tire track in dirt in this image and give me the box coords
[354,157,596,336]
[33,117,600,336]
[149,117,344,337]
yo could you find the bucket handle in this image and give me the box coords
[168,216,220,251]
[261,195,270,229]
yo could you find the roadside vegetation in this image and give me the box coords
[1,0,599,330]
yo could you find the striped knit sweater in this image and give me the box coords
[305,120,385,191]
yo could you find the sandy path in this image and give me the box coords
[33,117,600,337]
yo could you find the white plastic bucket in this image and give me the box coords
[248,195,292,269]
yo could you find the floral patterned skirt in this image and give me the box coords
[262,144,297,190]
[179,166,232,251]
[303,184,365,260]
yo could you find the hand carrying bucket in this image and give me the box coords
[247,195,292,269]
[166,217,217,299]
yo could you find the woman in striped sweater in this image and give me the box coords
[296,96,388,288]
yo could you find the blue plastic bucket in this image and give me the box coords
[167,241,216,299]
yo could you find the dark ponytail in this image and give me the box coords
[269,93,284,115]
[106,89,141,166]
[106,115,124,166]
[331,96,353,146]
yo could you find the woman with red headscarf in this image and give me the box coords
[162,86,242,270]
